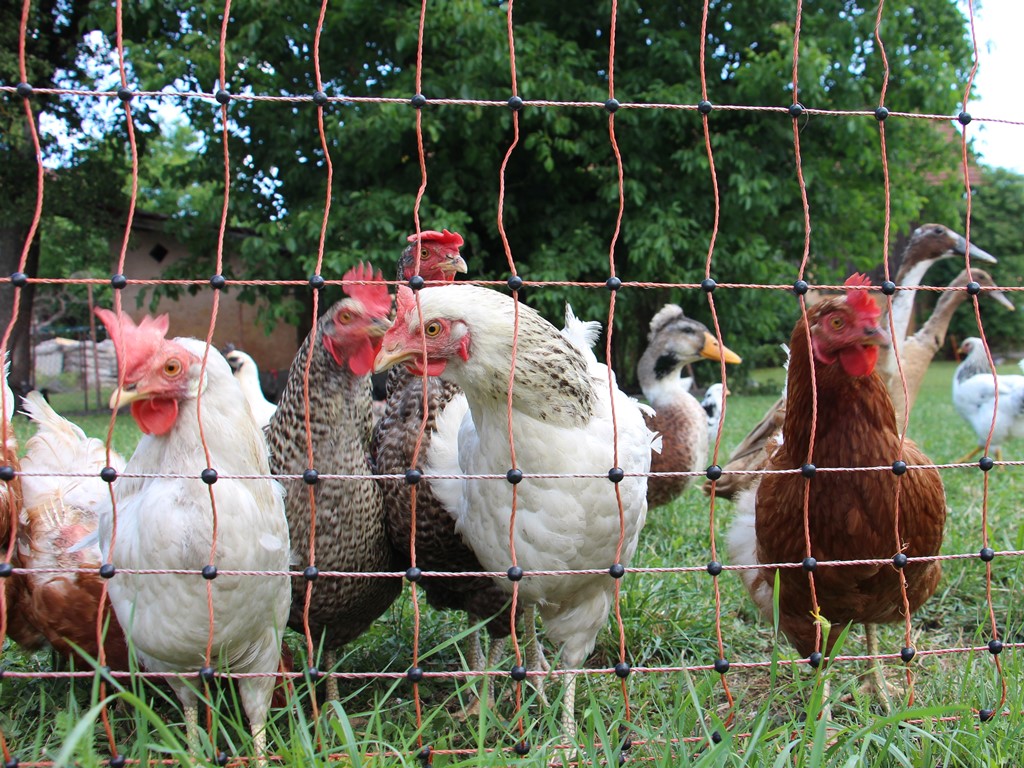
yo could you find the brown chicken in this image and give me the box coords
[728,274,947,703]
[711,224,993,503]
[0,367,39,652]
[9,391,130,669]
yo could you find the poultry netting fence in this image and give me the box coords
[2,0,1023,765]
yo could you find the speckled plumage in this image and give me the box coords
[376,286,657,739]
[266,306,400,650]
[370,364,516,636]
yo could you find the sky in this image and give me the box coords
[964,2,1024,173]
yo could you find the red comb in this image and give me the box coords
[843,273,880,320]
[94,308,172,380]
[395,285,418,318]
[406,229,464,249]
[342,262,391,317]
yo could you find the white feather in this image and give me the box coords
[98,337,289,742]
[225,349,277,429]
[952,338,1024,454]
[414,286,656,671]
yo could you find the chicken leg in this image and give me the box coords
[323,647,340,703]
[460,631,507,718]
[862,623,902,710]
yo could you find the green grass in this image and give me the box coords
[2,362,1023,766]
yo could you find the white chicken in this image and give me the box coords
[94,309,291,762]
[701,383,727,448]
[225,349,278,429]
[13,391,130,668]
[952,337,1024,462]
[374,285,657,742]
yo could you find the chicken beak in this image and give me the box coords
[442,253,468,276]
[109,385,143,410]
[373,343,416,373]
[699,332,742,364]
[368,316,393,339]
[953,235,997,264]
[862,325,892,347]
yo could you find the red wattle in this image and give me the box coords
[324,335,345,367]
[347,339,377,377]
[131,398,179,435]
[838,345,879,377]
[405,359,447,377]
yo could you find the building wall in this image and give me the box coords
[113,224,301,394]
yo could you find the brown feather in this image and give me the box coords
[742,297,946,657]
[370,364,518,637]
[644,394,707,508]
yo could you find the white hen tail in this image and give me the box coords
[561,303,603,356]
[19,391,125,512]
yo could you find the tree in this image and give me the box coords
[33,0,980,386]
[1,1,156,393]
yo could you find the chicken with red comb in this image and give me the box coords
[728,273,946,708]
[265,263,399,704]
[397,229,468,282]
[94,308,290,761]
[374,284,657,742]
[371,233,529,717]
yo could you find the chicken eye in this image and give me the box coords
[420,248,430,259]
[829,316,845,331]
[424,321,443,338]
[164,359,183,377]
[336,310,353,324]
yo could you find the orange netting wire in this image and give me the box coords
[1,0,1020,764]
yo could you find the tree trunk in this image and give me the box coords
[0,225,39,398]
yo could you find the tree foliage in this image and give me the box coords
[923,166,1024,353]
[9,0,988,387]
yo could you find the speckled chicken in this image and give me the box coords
[728,275,947,704]
[265,263,397,702]
[637,306,740,508]
[374,285,657,742]
[11,391,129,669]
[370,230,523,707]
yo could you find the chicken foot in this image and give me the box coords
[323,647,340,703]
[458,631,507,719]
[523,605,550,707]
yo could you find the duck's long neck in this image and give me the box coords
[888,257,936,348]
[638,348,686,408]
